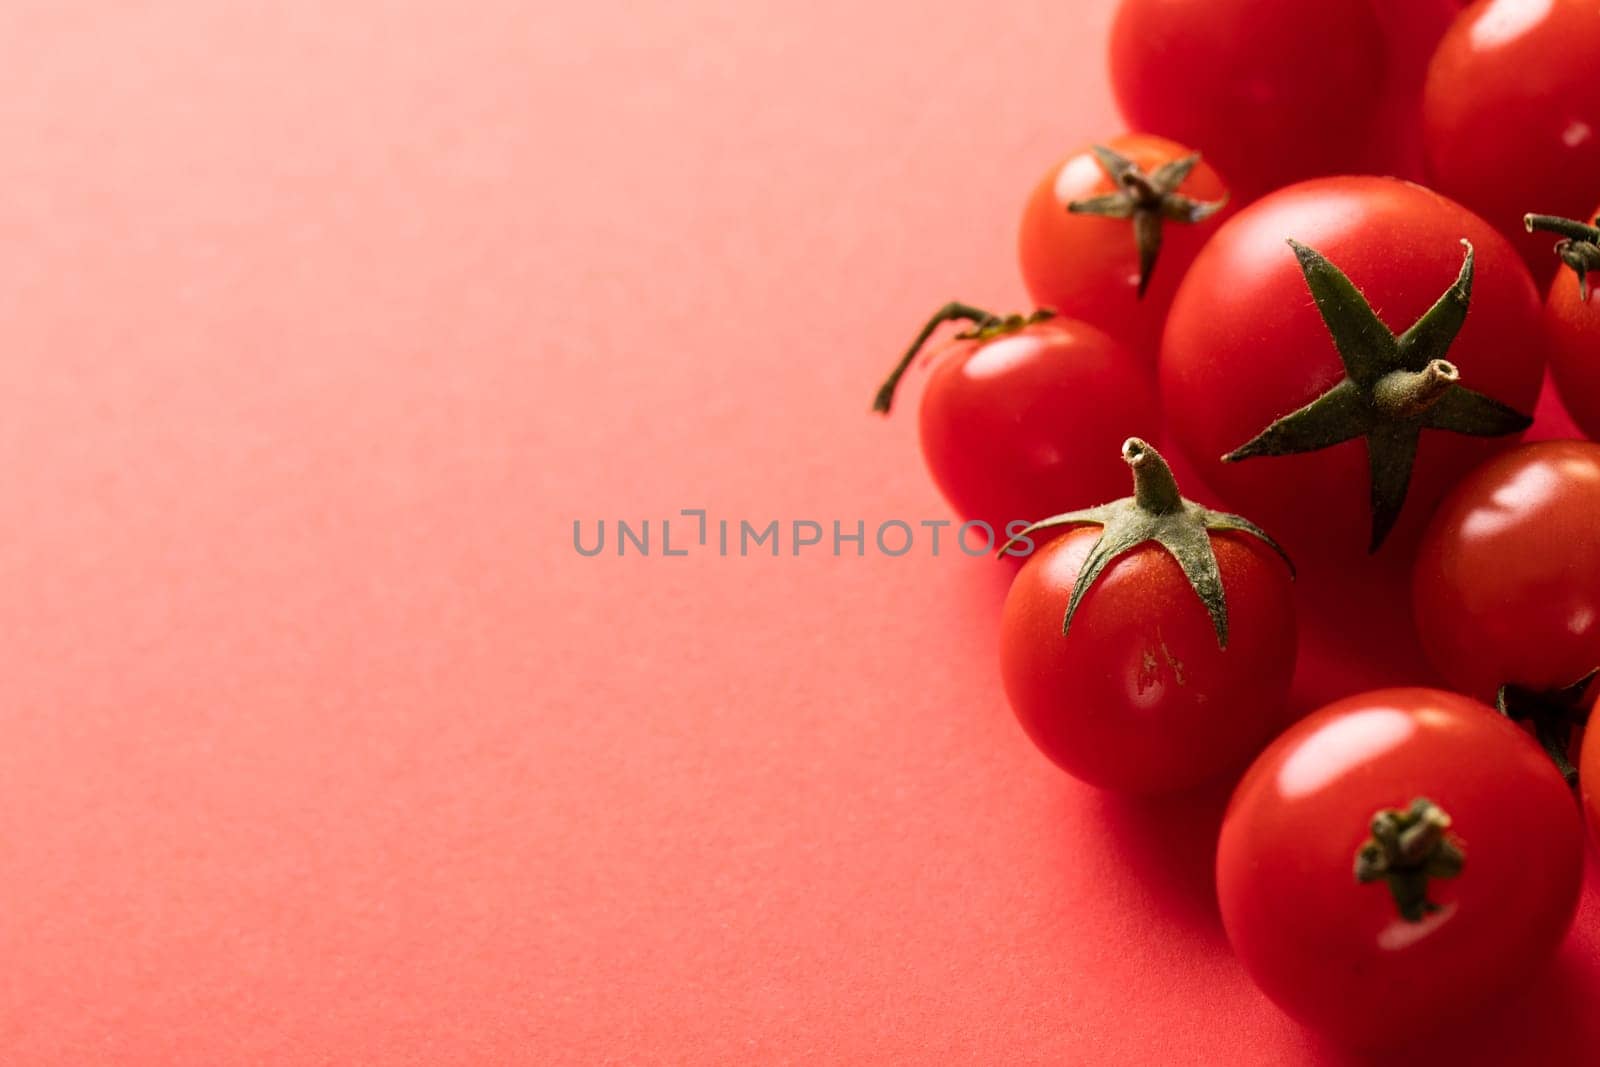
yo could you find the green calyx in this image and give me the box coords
[999,438,1292,649]
[1355,798,1465,923]
[1525,213,1600,300]
[1496,669,1597,788]
[1223,239,1533,553]
[871,302,1055,415]
[1065,145,1228,298]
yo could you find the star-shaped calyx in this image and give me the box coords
[1064,145,1228,298]
[1000,438,1292,649]
[1223,239,1533,552]
[1354,798,1465,923]
[1496,669,1598,787]
[1525,212,1600,300]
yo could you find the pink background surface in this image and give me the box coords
[2,1,1595,1062]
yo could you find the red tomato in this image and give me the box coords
[1160,177,1543,563]
[1218,688,1583,1045]
[1423,0,1600,277]
[1108,0,1386,199]
[1018,134,1231,361]
[999,440,1296,793]
[1536,208,1600,439]
[872,307,1155,533]
[1414,440,1600,700]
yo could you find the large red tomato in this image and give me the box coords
[1218,688,1583,1045]
[1018,133,1230,361]
[1160,177,1544,563]
[872,306,1154,533]
[999,439,1296,793]
[1423,0,1600,276]
[1531,208,1600,439]
[1413,440,1600,781]
[1108,0,1386,199]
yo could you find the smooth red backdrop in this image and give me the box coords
[1,1,1595,1063]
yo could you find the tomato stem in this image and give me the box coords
[998,438,1292,649]
[1222,239,1531,552]
[1123,438,1183,515]
[1371,360,1459,419]
[870,302,995,415]
[1354,798,1465,923]
[1496,669,1597,788]
[1524,213,1600,301]
[1064,145,1228,299]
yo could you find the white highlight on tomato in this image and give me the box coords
[1459,462,1562,540]
[1470,0,1555,50]
[1053,154,1108,206]
[1276,708,1415,799]
[1377,901,1457,951]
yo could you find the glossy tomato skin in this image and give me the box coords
[1423,0,1600,276]
[1413,440,1600,699]
[1160,177,1544,563]
[1581,724,1600,847]
[917,320,1154,533]
[1544,229,1600,439]
[1018,133,1230,362]
[999,525,1295,793]
[1218,688,1583,1045]
[1108,0,1385,199]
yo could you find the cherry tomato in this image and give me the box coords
[999,439,1296,793]
[1423,0,1600,277]
[1160,177,1543,563]
[1414,440,1600,699]
[1018,134,1231,361]
[1532,208,1600,439]
[871,306,1155,533]
[1108,0,1385,199]
[1412,440,1600,783]
[1218,688,1583,1045]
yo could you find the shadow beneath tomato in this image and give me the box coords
[1300,941,1600,1067]
[1289,552,1443,713]
[1081,780,1234,949]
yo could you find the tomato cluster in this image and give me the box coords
[872,0,1600,1048]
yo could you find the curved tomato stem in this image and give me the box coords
[1525,213,1600,301]
[870,301,996,415]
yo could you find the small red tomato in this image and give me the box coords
[1527,210,1600,439]
[1423,0,1600,276]
[1160,177,1543,561]
[999,439,1296,793]
[1413,440,1600,780]
[871,305,1154,532]
[1108,0,1385,199]
[1218,688,1583,1045]
[1018,134,1230,361]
